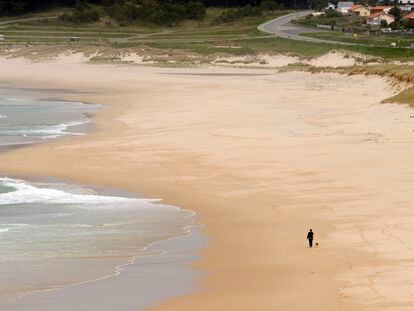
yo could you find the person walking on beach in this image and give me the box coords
[307,229,314,248]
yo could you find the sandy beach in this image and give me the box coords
[0,56,413,310]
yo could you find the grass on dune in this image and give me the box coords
[305,64,414,107]
[383,89,414,107]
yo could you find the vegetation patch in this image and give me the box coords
[382,88,414,107]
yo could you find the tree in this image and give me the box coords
[259,0,283,10]
[186,1,206,20]
[311,0,328,11]
[389,6,402,22]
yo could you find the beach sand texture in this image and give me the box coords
[0,58,413,310]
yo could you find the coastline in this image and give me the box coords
[0,57,413,310]
[0,86,206,309]
[2,209,206,311]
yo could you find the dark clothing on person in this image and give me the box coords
[307,230,314,248]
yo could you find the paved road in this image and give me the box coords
[258,11,359,46]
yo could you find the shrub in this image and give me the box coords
[59,4,100,24]
[260,0,284,11]
[108,0,206,26]
[186,1,206,20]
[325,8,342,18]
[214,4,263,24]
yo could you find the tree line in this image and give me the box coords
[0,0,314,25]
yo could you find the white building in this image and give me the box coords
[327,3,335,10]
[337,1,354,13]
[397,0,413,4]
[366,12,395,25]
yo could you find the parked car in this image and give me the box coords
[0,35,5,42]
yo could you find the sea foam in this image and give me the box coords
[0,178,160,208]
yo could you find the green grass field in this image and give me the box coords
[302,31,414,48]
[0,8,283,44]
[1,8,414,60]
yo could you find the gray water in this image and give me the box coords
[0,87,204,310]
[0,177,196,303]
[0,88,99,146]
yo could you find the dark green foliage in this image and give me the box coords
[186,1,206,20]
[325,8,342,18]
[401,18,414,29]
[0,0,294,26]
[107,1,206,26]
[0,0,76,16]
[389,6,402,22]
[259,0,283,11]
[201,0,307,9]
[389,21,398,30]
[59,2,100,23]
[310,0,328,10]
[215,4,263,23]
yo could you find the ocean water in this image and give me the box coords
[0,91,99,146]
[0,87,203,309]
[0,177,195,303]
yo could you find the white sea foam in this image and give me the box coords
[4,98,25,102]
[0,228,9,233]
[8,121,88,138]
[0,114,6,119]
[0,178,161,208]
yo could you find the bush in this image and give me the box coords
[108,0,206,26]
[186,1,206,20]
[260,0,284,11]
[389,21,398,30]
[59,4,100,24]
[215,4,263,24]
[325,8,342,18]
[401,18,414,29]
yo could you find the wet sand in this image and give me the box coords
[0,57,413,311]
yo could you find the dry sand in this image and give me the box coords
[0,57,413,311]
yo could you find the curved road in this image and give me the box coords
[258,11,360,46]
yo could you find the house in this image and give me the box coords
[326,3,335,10]
[370,6,393,14]
[399,4,414,12]
[337,1,354,13]
[367,12,395,25]
[349,4,370,16]
[402,12,414,28]
[402,11,414,19]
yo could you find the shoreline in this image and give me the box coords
[0,57,413,310]
[2,185,206,311]
[0,86,206,309]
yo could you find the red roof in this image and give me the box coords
[403,12,414,19]
[371,6,392,11]
[349,4,361,11]
[367,12,382,19]
[367,12,393,19]
[370,6,392,11]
